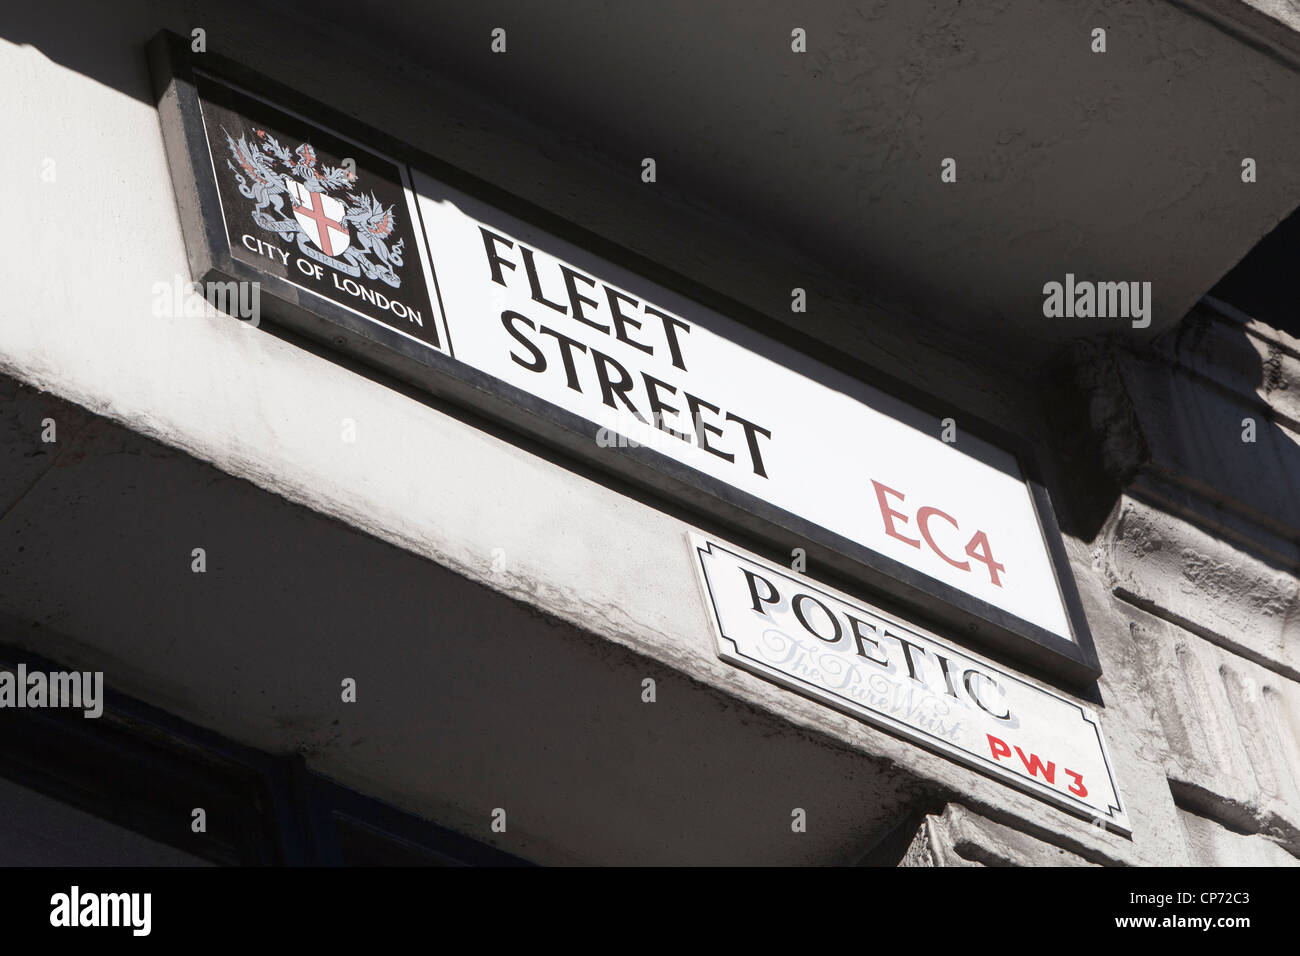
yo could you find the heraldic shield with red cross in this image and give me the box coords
[195,71,441,350]
[287,176,350,258]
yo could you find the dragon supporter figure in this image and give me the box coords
[222,127,407,288]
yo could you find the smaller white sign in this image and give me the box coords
[690,533,1129,834]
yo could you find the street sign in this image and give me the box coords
[691,534,1128,832]
[151,31,1100,683]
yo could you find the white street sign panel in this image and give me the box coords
[690,533,1129,833]
[413,173,1074,642]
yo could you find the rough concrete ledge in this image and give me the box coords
[899,804,1097,867]
[1126,609,1300,859]
[1178,804,1300,866]
[1102,495,1300,679]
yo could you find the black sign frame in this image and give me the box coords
[147,30,1102,686]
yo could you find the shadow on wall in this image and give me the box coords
[1046,202,1300,573]
[1209,205,1300,343]
[0,0,165,105]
